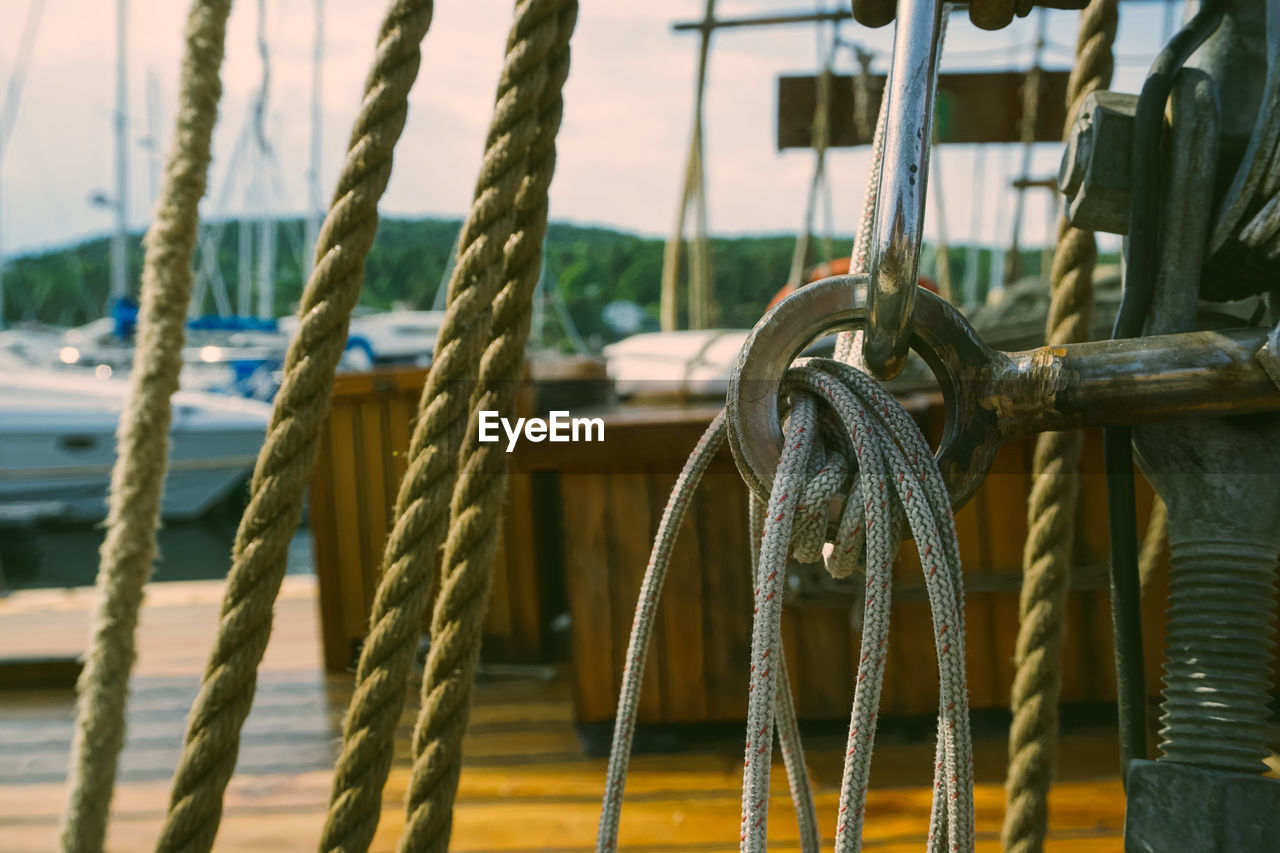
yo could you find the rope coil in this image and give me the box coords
[598,359,975,853]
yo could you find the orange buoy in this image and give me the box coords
[765,257,938,312]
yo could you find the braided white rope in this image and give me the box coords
[596,411,820,853]
[735,360,972,853]
[750,493,822,853]
[595,362,973,852]
[739,395,821,849]
[734,361,973,853]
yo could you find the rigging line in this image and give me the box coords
[0,0,46,162]
[265,150,309,277]
[253,0,272,157]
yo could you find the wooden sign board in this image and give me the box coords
[776,70,1071,150]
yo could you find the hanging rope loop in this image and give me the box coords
[598,355,975,852]
[742,360,974,852]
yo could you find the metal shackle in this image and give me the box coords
[863,0,945,381]
[725,275,1280,520]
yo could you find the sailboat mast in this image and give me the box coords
[254,0,274,319]
[0,1,47,330]
[110,0,128,303]
[305,0,323,280]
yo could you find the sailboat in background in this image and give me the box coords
[0,0,271,524]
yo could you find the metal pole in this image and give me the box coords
[238,216,252,317]
[254,0,274,319]
[0,2,49,329]
[0,185,6,330]
[110,0,129,303]
[145,69,161,208]
[673,9,851,32]
[1003,8,1047,285]
[305,0,323,281]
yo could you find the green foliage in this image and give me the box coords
[4,217,1065,348]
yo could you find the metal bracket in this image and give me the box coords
[725,274,1280,514]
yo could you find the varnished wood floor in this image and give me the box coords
[0,577,1130,851]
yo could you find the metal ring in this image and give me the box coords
[726,274,1001,512]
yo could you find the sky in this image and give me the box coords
[0,0,1180,260]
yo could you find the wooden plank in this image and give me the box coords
[0,577,1142,853]
[698,471,754,721]
[486,513,516,648]
[606,472,662,722]
[789,604,855,719]
[326,402,370,658]
[777,71,1071,149]
[651,472,709,722]
[956,498,1001,710]
[309,417,351,673]
[385,391,413,506]
[504,472,543,658]
[978,440,1032,708]
[560,474,616,723]
[358,396,390,612]
[0,657,82,690]
[888,546,942,716]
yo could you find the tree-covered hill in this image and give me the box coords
[3,216,1041,348]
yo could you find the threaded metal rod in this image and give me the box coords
[1159,538,1278,774]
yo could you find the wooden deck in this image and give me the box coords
[0,577,1130,851]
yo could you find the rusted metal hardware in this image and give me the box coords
[1260,320,1280,390]
[851,0,1089,31]
[1059,91,1138,235]
[1200,0,1280,300]
[725,274,1280,513]
[1123,62,1280,853]
[1126,761,1280,853]
[1129,409,1280,850]
[862,0,944,382]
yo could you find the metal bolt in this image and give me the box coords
[1060,90,1139,235]
[1134,416,1280,777]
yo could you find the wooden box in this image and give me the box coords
[554,401,1174,726]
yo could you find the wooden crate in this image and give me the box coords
[556,400,1174,725]
[309,366,551,672]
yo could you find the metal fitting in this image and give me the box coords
[1259,320,1280,390]
[1125,760,1280,853]
[1059,90,1139,235]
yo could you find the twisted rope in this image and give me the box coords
[153,4,436,850]
[1139,496,1168,593]
[396,4,577,850]
[317,2,572,848]
[1002,4,1118,851]
[59,4,233,851]
[660,0,715,331]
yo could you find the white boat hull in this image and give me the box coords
[0,365,269,522]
